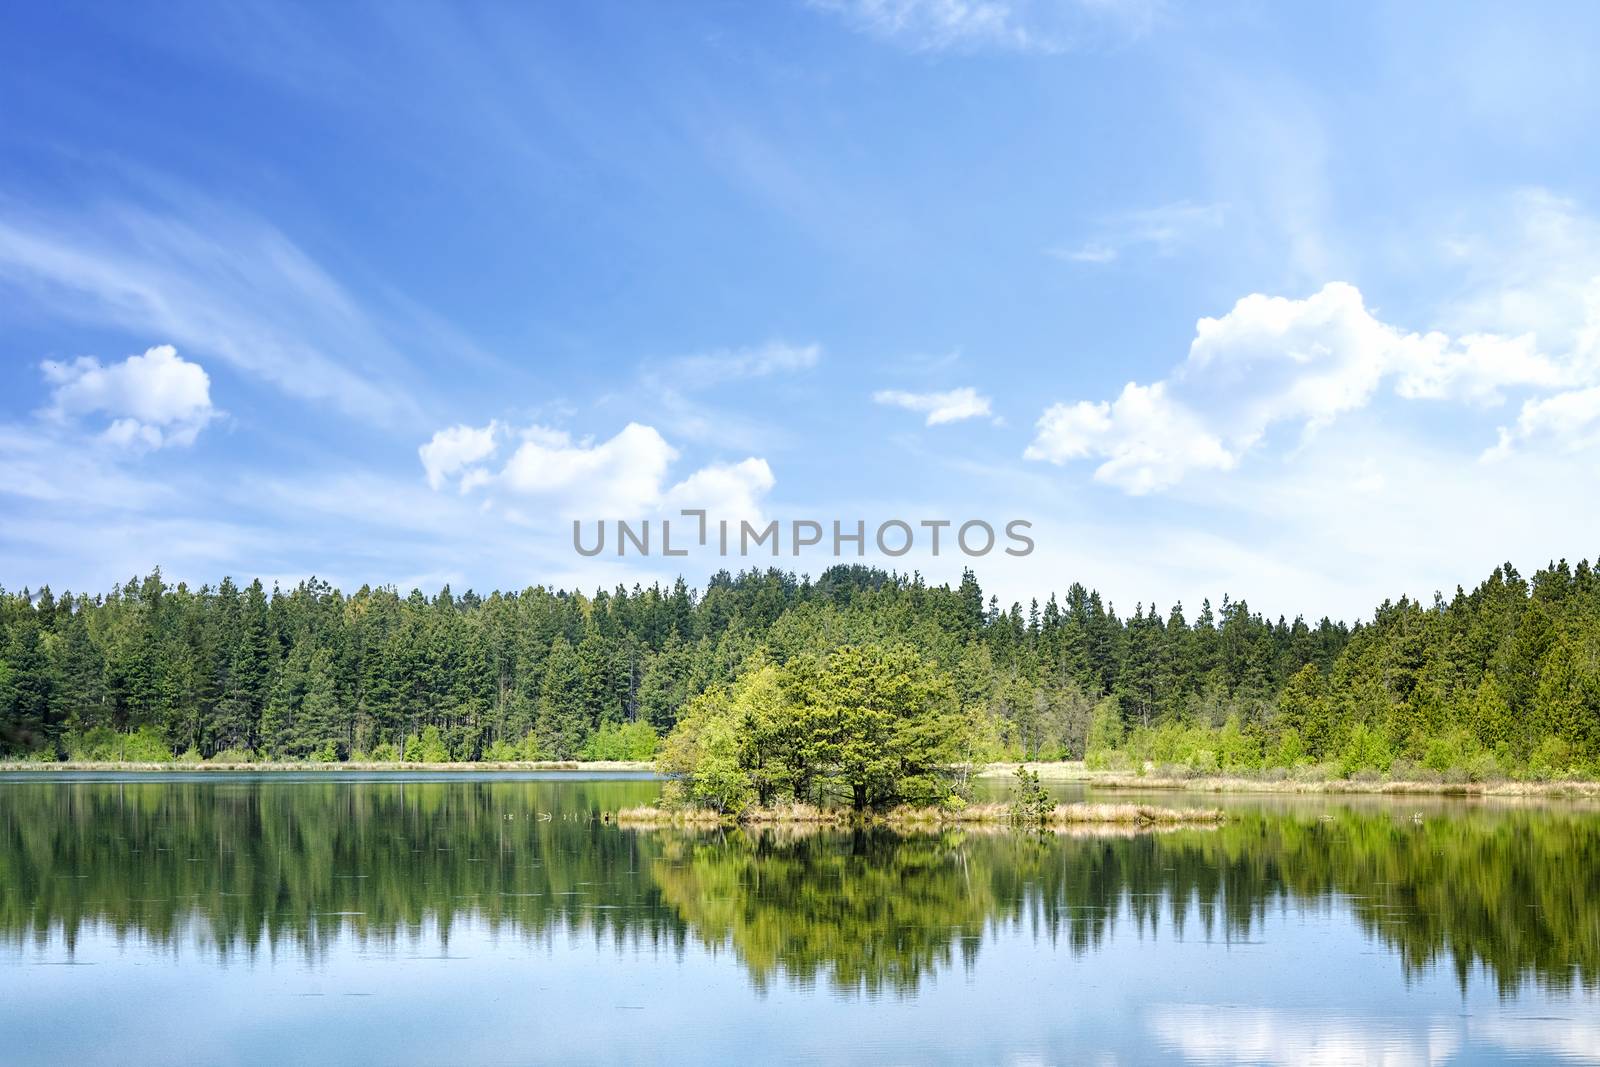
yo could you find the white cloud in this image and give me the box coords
[1484,384,1600,459]
[1025,381,1233,494]
[1028,279,1600,492]
[41,344,216,450]
[873,386,993,425]
[1427,189,1600,457]
[421,420,775,520]
[663,458,776,524]
[419,421,501,491]
[811,0,1160,53]
[500,423,678,517]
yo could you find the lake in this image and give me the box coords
[1,772,1597,1065]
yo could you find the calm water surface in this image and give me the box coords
[1,772,1597,1065]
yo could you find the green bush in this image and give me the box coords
[1267,727,1307,768]
[1337,722,1394,777]
[581,720,658,761]
[1007,765,1051,827]
[1083,696,1124,769]
[67,726,173,763]
[403,724,451,763]
[1528,736,1577,780]
[481,738,519,762]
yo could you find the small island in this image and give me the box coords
[613,799,1227,830]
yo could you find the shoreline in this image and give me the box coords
[976,762,1600,799]
[0,759,657,773]
[3,759,1597,799]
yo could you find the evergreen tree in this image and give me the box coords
[536,636,587,758]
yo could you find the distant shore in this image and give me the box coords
[0,759,657,773]
[5,759,1598,799]
[976,761,1600,798]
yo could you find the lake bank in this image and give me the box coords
[0,759,657,773]
[5,758,1598,799]
[977,761,1600,798]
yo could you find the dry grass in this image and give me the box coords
[613,805,729,827]
[976,762,1600,799]
[615,800,1222,829]
[615,803,848,827]
[888,801,1224,827]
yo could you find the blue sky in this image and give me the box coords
[3,1,1600,620]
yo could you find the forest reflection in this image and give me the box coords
[2,778,1596,997]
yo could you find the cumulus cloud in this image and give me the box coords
[419,420,774,520]
[41,344,216,450]
[1028,279,1600,493]
[418,421,501,491]
[662,457,776,523]
[499,423,679,517]
[1025,382,1233,494]
[873,386,993,425]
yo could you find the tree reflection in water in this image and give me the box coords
[2,778,1596,997]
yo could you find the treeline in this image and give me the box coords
[0,559,1597,775]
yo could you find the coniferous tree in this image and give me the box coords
[536,636,587,758]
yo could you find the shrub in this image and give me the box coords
[580,720,659,761]
[1528,736,1577,780]
[68,726,173,763]
[481,738,520,762]
[1007,765,1051,827]
[1083,696,1124,766]
[1337,722,1394,778]
[1268,727,1307,768]
[403,724,451,763]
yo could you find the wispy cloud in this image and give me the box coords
[811,0,1163,54]
[873,386,994,425]
[0,202,422,426]
[1048,201,1226,265]
[667,341,821,388]
[631,340,822,452]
